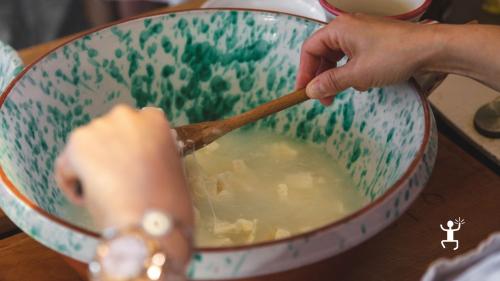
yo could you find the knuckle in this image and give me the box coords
[337,13,354,23]
[324,70,343,93]
[302,34,317,50]
[354,80,370,92]
[354,85,369,92]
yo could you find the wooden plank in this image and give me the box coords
[1,133,498,281]
[0,233,82,281]
[0,217,17,239]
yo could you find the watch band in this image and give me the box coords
[89,210,191,281]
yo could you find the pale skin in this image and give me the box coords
[55,14,500,279]
[296,14,500,105]
[54,105,193,270]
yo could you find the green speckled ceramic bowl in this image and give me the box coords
[0,40,23,95]
[0,9,437,279]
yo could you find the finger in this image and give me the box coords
[54,150,84,205]
[296,24,344,89]
[320,97,334,106]
[307,59,337,106]
[106,104,139,127]
[306,63,354,99]
[141,107,167,125]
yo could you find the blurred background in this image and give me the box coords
[0,0,169,49]
[0,0,499,50]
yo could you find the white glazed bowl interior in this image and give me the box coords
[202,0,327,21]
[321,0,431,21]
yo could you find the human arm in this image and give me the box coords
[54,105,193,275]
[296,14,500,105]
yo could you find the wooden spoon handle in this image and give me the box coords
[224,88,308,130]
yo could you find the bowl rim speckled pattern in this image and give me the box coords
[319,0,433,20]
[0,8,431,253]
[0,40,23,94]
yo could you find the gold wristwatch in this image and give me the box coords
[89,210,189,281]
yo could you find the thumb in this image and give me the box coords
[305,64,354,99]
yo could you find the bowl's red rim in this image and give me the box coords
[319,0,433,20]
[0,8,431,253]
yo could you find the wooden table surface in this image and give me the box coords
[1,1,499,280]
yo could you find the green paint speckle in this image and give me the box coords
[177,18,188,30]
[386,151,393,164]
[105,60,127,86]
[73,105,83,116]
[139,22,164,49]
[193,253,202,261]
[325,111,337,136]
[147,43,157,58]
[239,76,254,92]
[131,65,155,107]
[387,128,396,142]
[179,68,188,80]
[348,138,362,168]
[266,68,276,91]
[87,48,98,58]
[161,65,176,78]
[161,36,172,53]
[127,50,143,77]
[342,97,355,131]
[115,48,123,58]
[210,75,230,93]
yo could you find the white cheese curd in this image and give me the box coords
[185,130,367,247]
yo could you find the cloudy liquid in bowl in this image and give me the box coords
[327,0,421,16]
[186,130,366,247]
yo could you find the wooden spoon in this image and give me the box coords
[174,88,308,155]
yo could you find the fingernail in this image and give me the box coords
[306,79,325,99]
[141,107,164,112]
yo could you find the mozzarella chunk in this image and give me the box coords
[269,142,298,159]
[277,183,288,200]
[274,228,291,239]
[285,172,315,189]
[213,237,233,247]
[212,219,258,244]
[232,159,249,173]
[200,141,220,154]
[194,207,201,223]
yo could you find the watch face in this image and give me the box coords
[142,210,173,237]
[101,235,149,280]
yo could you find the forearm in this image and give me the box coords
[421,24,500,91]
